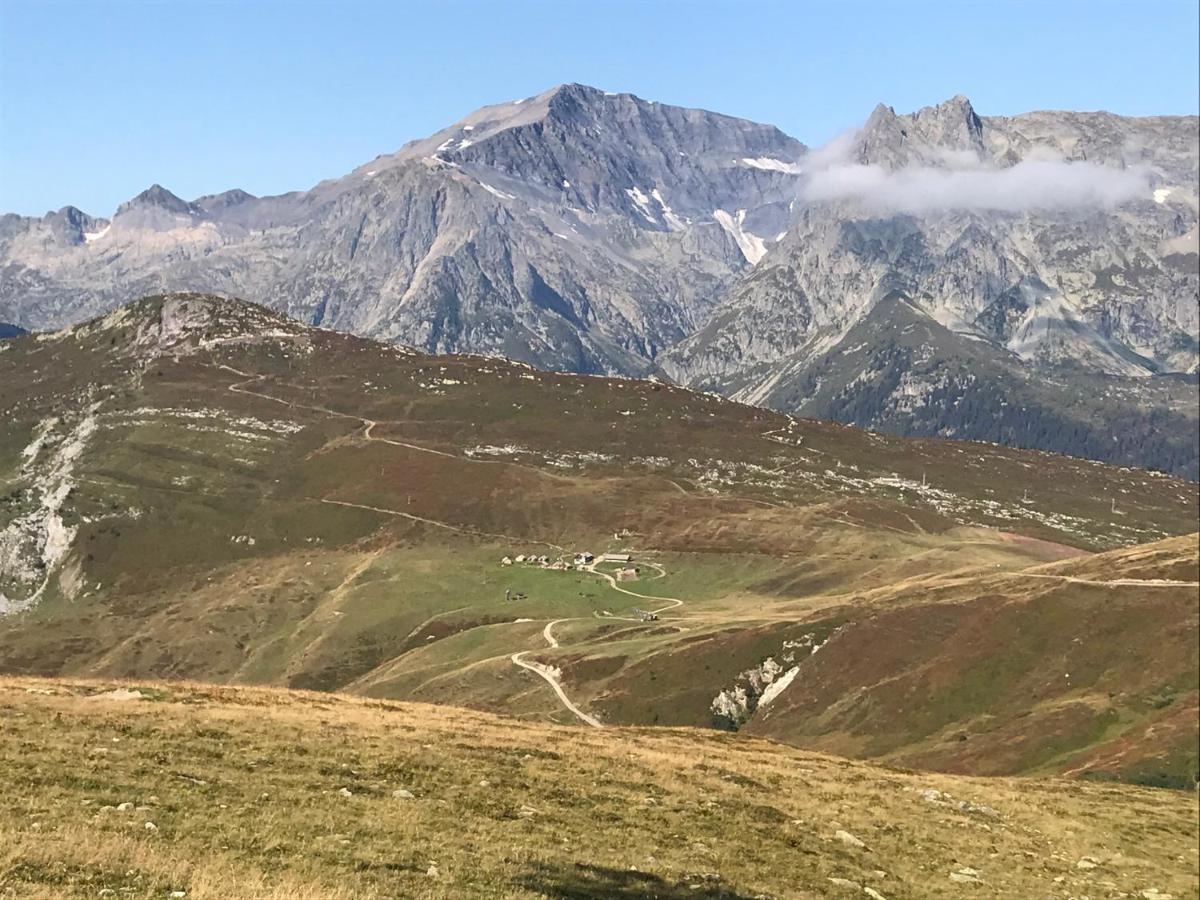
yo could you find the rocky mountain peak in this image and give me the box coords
[57,293,307,361]
[912,93,985,148]
[194,188,256,213]
[47,205,91,227]
[856,94,987,168]
[542,82,622,124]
[116,184,194,217]
[934,94,979,119]
[865,102,898,125]
[856,103,905,164]
[39,205,104,246]
[546,81,607,104]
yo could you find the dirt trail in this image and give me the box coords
[1009,573,1200,587]
[510,650,603,728]
[509,616,599,727]
[542,620,564,648]
[363,420,457,459]
[584,565,685,615]
[509,562,691,726]
[315,497,564,552]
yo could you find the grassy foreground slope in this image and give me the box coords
[2,678,1198,900]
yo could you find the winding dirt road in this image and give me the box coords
[510,648,603,728]
[583,564,685,614]
[541,619,564,648]
[510,615,605,728]
[508,566,690,727]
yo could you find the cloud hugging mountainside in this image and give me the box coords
[1,85,1197,475]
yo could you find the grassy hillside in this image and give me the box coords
[2,678,1197,899]
[742,535,1200,787]
[0,293,1197,784]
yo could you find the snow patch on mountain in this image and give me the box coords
[713,209,768,264]
[740,157,802,174]
[83,224,111,243]
[479,182,516,201]
[626,186,658,225]
[651,188,687,230]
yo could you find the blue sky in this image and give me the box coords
[2,0,1197,216]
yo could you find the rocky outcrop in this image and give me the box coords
[709,635,821,729]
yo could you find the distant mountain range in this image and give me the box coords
[2,85,1196,475]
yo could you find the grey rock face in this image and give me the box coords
[663,96,1199,475]
[854,96,987,169]
[0,84,804,376]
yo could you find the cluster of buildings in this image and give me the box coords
[497,547,647,604]
[498,550,637,576]
[500,553,563,569]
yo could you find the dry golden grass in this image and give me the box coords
[1,677,1196,899]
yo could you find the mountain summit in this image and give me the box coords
[856,94,986,167]
[116,184,194,216]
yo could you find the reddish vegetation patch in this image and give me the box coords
[590,625,654,645]
[998,531,1090,561]
[1061,691,1200,789]
[558,653,627,683]
[412,616,516,646]
[743,572,1199,783]
[896,700,1115,777]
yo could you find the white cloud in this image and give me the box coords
[802,129,859,172]
[800,136,1150,214]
